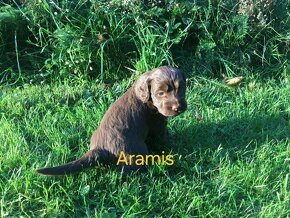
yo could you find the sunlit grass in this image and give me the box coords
[0,74,289,217]
[0,0,289,216]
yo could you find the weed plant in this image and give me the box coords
[0,0,289,83]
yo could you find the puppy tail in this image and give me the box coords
[35,149,99,176]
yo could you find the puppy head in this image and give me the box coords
[134,66,187,117]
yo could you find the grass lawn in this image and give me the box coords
[0,74,289,217]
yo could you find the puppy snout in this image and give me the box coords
[172,104,180,112]
[172,100,187,113]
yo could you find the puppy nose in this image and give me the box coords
[172,105,180,112]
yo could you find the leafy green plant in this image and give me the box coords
[0,0,288,84]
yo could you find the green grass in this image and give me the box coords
[0,0,289,216]
[0,74,289,217]
[1,0,289,83]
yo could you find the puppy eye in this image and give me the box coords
[157,91,165,97]
[167,85,174,92]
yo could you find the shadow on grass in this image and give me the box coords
[168,112,289,176]
[51,113,288,216]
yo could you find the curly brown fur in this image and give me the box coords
[35,66,187,176]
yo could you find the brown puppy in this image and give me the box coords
[35,66,187,176]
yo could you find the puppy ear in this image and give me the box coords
[134,72,152,102]
[180,70,186,82]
